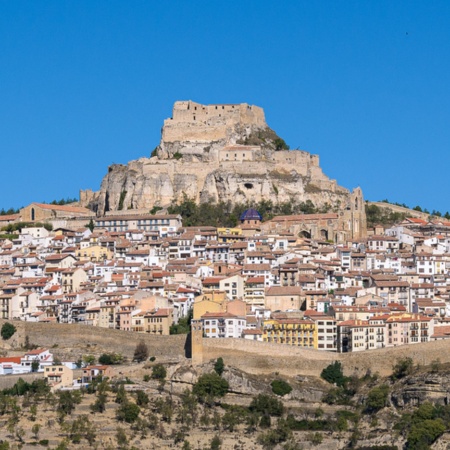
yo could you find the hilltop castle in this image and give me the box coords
[80,101,366,241]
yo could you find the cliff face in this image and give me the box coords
[80,101,366,236]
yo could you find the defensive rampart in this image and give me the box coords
[4,319,444,378]
[201,338,450,377]
[0,320,188,362]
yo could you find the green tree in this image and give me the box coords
[1,322,16,340]
[31,360,40,372]
[365,384,390,413]
[407,419,445,449]
[135,390,149,407]
[213,357,225,376]
[86,219,95,232]
[151,363,167,380]
[249,394,284,416]
[210,435,222,450]
[82,354,95,366]
[320,361,346,387]
[192,372,229,404]
[271,379,292,397]
[98,352,123,365]
[117,402,140,423]
[392,357,414,380]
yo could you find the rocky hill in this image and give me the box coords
[80,101,366,230]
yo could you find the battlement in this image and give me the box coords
[169,100,266,127]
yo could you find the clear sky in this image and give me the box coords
[1,1,450,212]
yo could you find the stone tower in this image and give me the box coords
[191,319,204,365]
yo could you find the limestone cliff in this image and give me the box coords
[80,101,366,237]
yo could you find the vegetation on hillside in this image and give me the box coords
[236,127,290,150]
[0,356,448,448]
[168,194,332,227]
[376,199,450,219]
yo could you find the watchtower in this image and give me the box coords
[191,319,204,365]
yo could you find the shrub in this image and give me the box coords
[365,384,390,413]
[143,374,150,382]
[407,419,445,448]
[193,373,229,403]
[392,357,414,380]
[271,379,292,397]
[133,341,149,362]
[151,364,167,380]
[320,361,346,387]
[210,435,222,450]
[249,394,284,416]
[213,357,224,376]
[117,402,140,423]
[1,322,16,340]
[98,353,123,365]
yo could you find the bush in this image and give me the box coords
[271,379,292,397]
[214,357,224,376]
[1,322,16,340]
[98,353,123,365]
[249,394,284,416]
[193,373,229,403]
[407,419,445,448]
[117,402,140,423]
[151,364,167,380]
[133,341,149,362]
[392,357,414,380]
[143,374,150,382]
[320,361,346,387]
[365,384,390,413]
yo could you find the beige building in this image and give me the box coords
[76,245,113,262]
[95,214,182,235]
[264,286,303,312]
[219,274,244,300]
[44,365,74,391]
[141,308,173,335]
[61,268,88,294]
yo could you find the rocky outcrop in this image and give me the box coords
[80,101,366,233]
[391,372,450,407]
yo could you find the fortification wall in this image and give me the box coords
[0,320,188,363]
[201,338,450,377]
[163,121,229,143]
[164,101,266,143]
[369,202,430,220]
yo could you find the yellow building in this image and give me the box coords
[76,245,113,262]
[193,291,227,320]
[144,308,173,336]
[263,318,316,348]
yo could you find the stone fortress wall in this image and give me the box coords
[162,101,266,143]
[79,100,367,240]
[2,320,448,380]
[201,337,450,378]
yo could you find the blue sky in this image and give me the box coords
[1,1,450,212]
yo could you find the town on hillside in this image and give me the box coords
[1,201,450,359]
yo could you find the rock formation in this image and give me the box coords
[80,101,366,238]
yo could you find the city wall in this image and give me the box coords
[2,320,448,378]
[201,338,450,378]
[0,320,188,363]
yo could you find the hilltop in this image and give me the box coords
[79,101,366,238]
